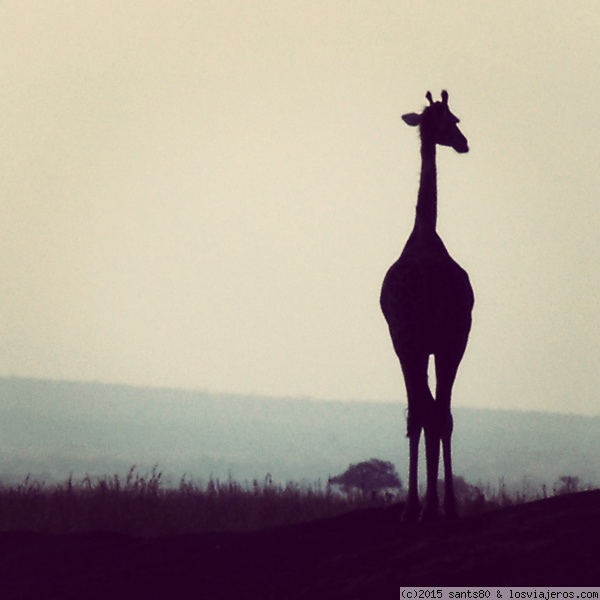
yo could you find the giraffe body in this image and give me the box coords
[382,232,472,361]
[380,91,474,521]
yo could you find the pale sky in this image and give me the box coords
[1,2,598,415]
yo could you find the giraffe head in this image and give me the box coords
[402,90,469,153]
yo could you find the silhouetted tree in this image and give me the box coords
[329,459,402,495]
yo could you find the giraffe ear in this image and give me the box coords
[402,113,422,127]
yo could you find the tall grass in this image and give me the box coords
[0,467,387,537]
[0,468,594,537]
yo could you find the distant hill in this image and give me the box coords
[0,377,598,491]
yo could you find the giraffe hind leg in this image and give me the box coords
[399,352,433,522]
[421,404,442,522]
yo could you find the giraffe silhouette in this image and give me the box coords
[380,90,474,522]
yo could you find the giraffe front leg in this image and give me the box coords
[439,409,458,519]
[435,349,464,521]
[442,430,457,520]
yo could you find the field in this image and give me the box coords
[0,470,598,598]
[0,467,382,536]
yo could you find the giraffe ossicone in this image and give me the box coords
[380,90,474,522]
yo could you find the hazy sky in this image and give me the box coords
[1,2,598,415]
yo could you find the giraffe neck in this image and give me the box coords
[413,140,437,234]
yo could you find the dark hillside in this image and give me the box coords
[1,490,598,599]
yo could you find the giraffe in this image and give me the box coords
[380,90,474,521]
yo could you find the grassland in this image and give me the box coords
[0,469,598,596]
[0,466,384,537]
[0,466,591,537]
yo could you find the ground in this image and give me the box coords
[0,490,598,599]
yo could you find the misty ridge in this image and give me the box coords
[0,376,598,492]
